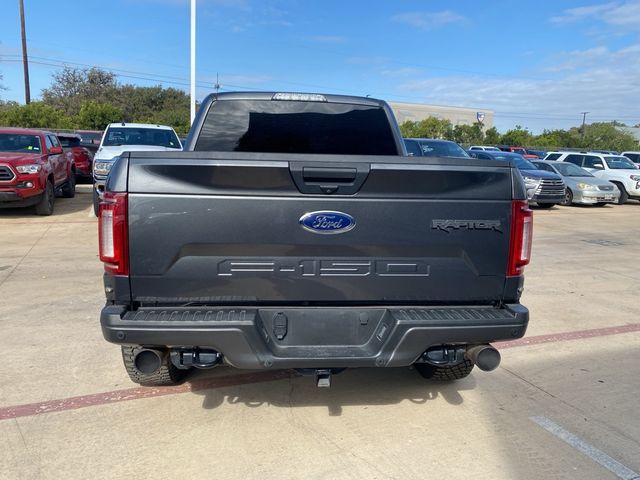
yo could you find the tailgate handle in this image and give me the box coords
[302,167,357,184]
[290,162,370,195]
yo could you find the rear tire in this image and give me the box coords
[35,180,54,216]
[121,346,188,386]
[414,360,474,381]
[61,171,76,198]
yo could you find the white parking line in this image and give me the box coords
[530,416,639,480]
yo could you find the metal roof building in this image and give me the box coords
[389,101,494,129]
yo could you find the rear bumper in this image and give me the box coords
[101,304,529,369]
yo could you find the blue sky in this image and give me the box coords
[1,0,639,132]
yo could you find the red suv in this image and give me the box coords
[57,133,93,179]
[0,128,76,215]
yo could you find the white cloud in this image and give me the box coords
[391,10,466,30]
[396,43,640,132]
[550,1,640,28]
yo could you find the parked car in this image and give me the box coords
[404,138,469,157]
[76,130,103,146]
[57,133,93,180]
[525,149,546,159]
[497,146,539,159]
[532,160,619,206]
[92,122,182,215]
[0,128,76,215]
[469,145,501,151]
[622,151,640,164]
[469,150,565,208]
[555,152,640,204]
[99,91,531,387]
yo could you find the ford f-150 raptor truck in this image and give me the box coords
[99,92,532,387]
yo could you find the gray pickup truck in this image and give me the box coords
[99,92,531,387]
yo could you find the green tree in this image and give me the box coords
[42,67,118,117]
[399,117,453,139]
[500,125,532,146]
[531,129,576,149]
[484,127,500,145]
[76,101,123,130]
[580,122,638,151]
[0,101,73,129]
[40,67,191,133]
[452,122,484,145]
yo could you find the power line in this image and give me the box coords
[2,56,638,124]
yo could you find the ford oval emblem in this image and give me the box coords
[299,211,355,234]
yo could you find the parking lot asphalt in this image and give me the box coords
[1,185,639,480]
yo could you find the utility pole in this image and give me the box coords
[580,111,589,140]
[190,0,196,124]
[19,0,31,104]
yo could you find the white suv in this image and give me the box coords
[92,123,182,214]
[622,151,640,165]
[554,152,640,204]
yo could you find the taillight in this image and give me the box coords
[99,192,128,275]
[507,200,533,277]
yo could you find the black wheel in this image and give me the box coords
[121,346,188,386]
[35,180,55,216]
[561,188,573,206]
[614,183,628,204]
[414,360,474,381]
[536,203,555,209]
[93,187,100,217]
[61,171,76,198]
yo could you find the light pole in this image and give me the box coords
[19,0,31,104]
[190,0,196,124]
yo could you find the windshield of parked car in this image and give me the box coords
[0,133,42,153]
[417,140,470,158]
[58,137,81,148]
[102,128,181,149]
[605,156,637,169]
[196,100,399,155]
[553,162,594,177]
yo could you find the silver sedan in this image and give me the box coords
[532,160,620,206]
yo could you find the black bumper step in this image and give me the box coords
[102,304,528,369]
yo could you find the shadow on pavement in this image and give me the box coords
[0,185,93,218]
[190,366,476,416]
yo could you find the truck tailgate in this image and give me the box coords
[125,153,515,306]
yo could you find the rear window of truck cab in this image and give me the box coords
[195,99,398,155]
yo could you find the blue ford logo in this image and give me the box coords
[299,211,355,234]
